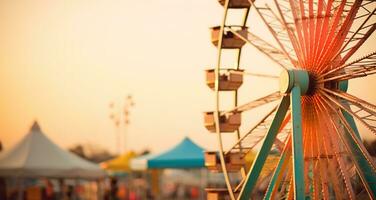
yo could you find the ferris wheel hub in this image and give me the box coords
[279,69,310,95]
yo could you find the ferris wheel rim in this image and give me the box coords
[213,0,243,198]
[213,0,289,198]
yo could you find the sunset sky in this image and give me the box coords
[0,0,375,154]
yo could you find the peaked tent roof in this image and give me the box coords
[0,121,106,179]
[100,151,136,172]
[148,137,205,169]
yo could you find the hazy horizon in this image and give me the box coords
[1,0,375,155]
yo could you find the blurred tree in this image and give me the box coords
[69,143,115,163]
[139,149,150,156]
[0,141,5,200]
[69,145,85,158]
[0,178,5,200]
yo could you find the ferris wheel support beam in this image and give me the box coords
[340,111,376,199]
[290,86,305,200]
[338,80,362,140]
[319,94,376,198]
[238,96,290,200]
[227,28,294,69]
[264,135,292,199]
[238,69,309,199]
[342,105,361,140]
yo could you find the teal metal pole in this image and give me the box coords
[341,111,376,198]
[338,80,375,196]
[342,108,361,139]
[238,96,290,200]
[338,80,361,139]
[290,86,305,200]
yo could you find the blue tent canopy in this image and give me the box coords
[148,137,205,169]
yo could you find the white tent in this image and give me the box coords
[129,153,155,171]
[0,121,105,179]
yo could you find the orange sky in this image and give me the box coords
[0,0,375,154]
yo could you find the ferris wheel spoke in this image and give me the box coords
[308,0,319,71]
[221,91,281,115]
[320,90,376,135]
[287,0,309,68]
[273,0,307,68]
[315,0,361,72]
[326,159,345,199]
[325,124,357,200]
[313,97,347,199]
[318,94,376,171]
[226,27,294,69]
[291,0,328,70]
[298,0,312,69]
[318,161,331,198]
[302,101,326,196]
[309,101,323,198]
[277,164,292,199]
[324,132,355,199]
[310,0,323,66]
[229,110,291,156]
[320,0,376,72]
[318,51,376,81]
[315,97,357,199]
[323,157,344,199]
[336,113,376,172]
[311,0,336,70]
[264,135,292,199]
[238,96,291,200]
[320,65,376,82]
[315,103,339,199]
[224,106,278,154]
[336,1,376,64]
[321,88,376,111]
[311,0,328,70]
[318,95,376,199]
[229,70,279,79]
[286,174,294,200]
[249,1,299,67]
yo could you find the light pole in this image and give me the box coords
[122,95,134,153]
[109,95,134,154]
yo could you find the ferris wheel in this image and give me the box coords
[203,0,376,199]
